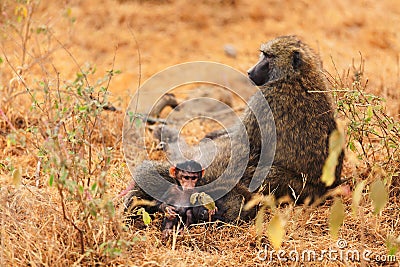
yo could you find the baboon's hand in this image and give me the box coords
[164,205,177,219]
[209,207,218,216]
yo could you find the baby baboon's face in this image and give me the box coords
[176,170,201,191]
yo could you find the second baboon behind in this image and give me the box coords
[124,35,344,222]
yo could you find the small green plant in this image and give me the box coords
[34,65,120,254]
[1,0,127,262]
[329,58,400,174]
[327,57,398,250]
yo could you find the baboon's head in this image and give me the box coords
[247,35,321,86]
[170,160,204,190]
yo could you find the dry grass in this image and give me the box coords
[1,182,399,265]
[1,0,400,266]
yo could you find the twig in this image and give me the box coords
[57,183,85,254]
[0,49,44,112]
[51,32,91,88]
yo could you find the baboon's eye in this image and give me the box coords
[182,175,199,180]
[292,51,302,69]
[260,50,274,58]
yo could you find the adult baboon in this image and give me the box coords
[124,35,344,222]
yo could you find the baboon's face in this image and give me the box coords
[175,170,201,191]
[247,36,304,86]
[247,50,275,86]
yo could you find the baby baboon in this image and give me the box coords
[158,160,208,237]
[160,187,221,237]
[159,186,200,237]
[124,35,344,222]
[124,160,221,232]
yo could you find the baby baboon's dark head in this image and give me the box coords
[169,160,204,190]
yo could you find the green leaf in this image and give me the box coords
[135,117,142,128]
[366,105,373,119]
[267,213,286,250]
[0,57,3,64]
[352,181,365,215]
[78,105,88,112]
[348,141,355,152]
[99,242,107,250]
[370,180,388,215]
[197,192,216,211]
[91,183,97,191]
[77,86,83,96]
[190,192,199,205]
[321,129,345,186]
[136,208,151,225]
[329,198,345,239]
[49,174,54,186]
[142,210,151,225]
[78,185,84,194]
[386,238,398,256]
[388,246,398,256]
[127,111,134,123]
[60,166,68,182]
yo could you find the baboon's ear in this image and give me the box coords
[292,50,302,70]
[169,167,176,178]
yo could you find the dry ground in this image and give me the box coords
[0,0,399,266]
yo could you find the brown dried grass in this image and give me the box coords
[1,96,399,266]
